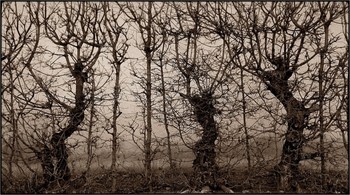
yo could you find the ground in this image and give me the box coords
[2,137,348,193]
[2,165,348,193]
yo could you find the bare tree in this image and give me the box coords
[1,2,42,184]
[118,2,164,191]
[313,3,349,191]
[336,8,348,153]
[85,69,96,174]
[102,2,129,191]
[2,2,347,194]
[148,3,180,175]
[230,2,348,192]
[22,2,107,188]
[167,2,242,192]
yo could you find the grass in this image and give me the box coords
[2,163,348,194]
[2,137,348,193]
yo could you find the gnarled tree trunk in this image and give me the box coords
[51,61,86,181]
[38,61,86,187]
[34,144,55,190]
[274,97,307,192]
[183,91,220,190]
[261,58,317,192]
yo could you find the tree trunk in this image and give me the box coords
[144,2,153,191]
[185,91,219,190]
[159,53,174,171]
[8,65,16,181]
[50,61,86,182]
[271,89,307,192]
[86,73,96,174]
[262,59,309,192]
[111,61,122,192]
[318,19,330,192]
[271,98,307,192]
[34,144,55,191]
[275,116,305,192]
[240,68,251,170]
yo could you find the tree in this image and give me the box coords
[231,2,348,192]
[337,3,349,155]
[151,10,175,172]
[23,2,106,187]
[166,2,241,192]
[2,2,347,194]
[102,2,129,191]
[313,3,348,191]
[118,2,163,191]
[1,2,42,185]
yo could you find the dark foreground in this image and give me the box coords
[2,166,348,193]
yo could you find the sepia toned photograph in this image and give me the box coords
[1,2,348,194]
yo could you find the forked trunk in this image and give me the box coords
[262,59,310,192]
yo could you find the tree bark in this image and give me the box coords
[50,61,86,182]
[318,16,330,191]
[262,59,309,192]
[240,68,251,170]
[8,63,17,181]
[111,62,122,192]
[183,91,219,190]
[144,2,153,191]
[35,144,55,189]
[160,61,174,170]
[86,73,96,174]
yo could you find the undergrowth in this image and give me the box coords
[1,166,348,193]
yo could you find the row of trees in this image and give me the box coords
[2,2,348,193]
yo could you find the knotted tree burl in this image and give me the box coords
[181,90,222,191]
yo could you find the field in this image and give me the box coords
[2,137,348,193]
